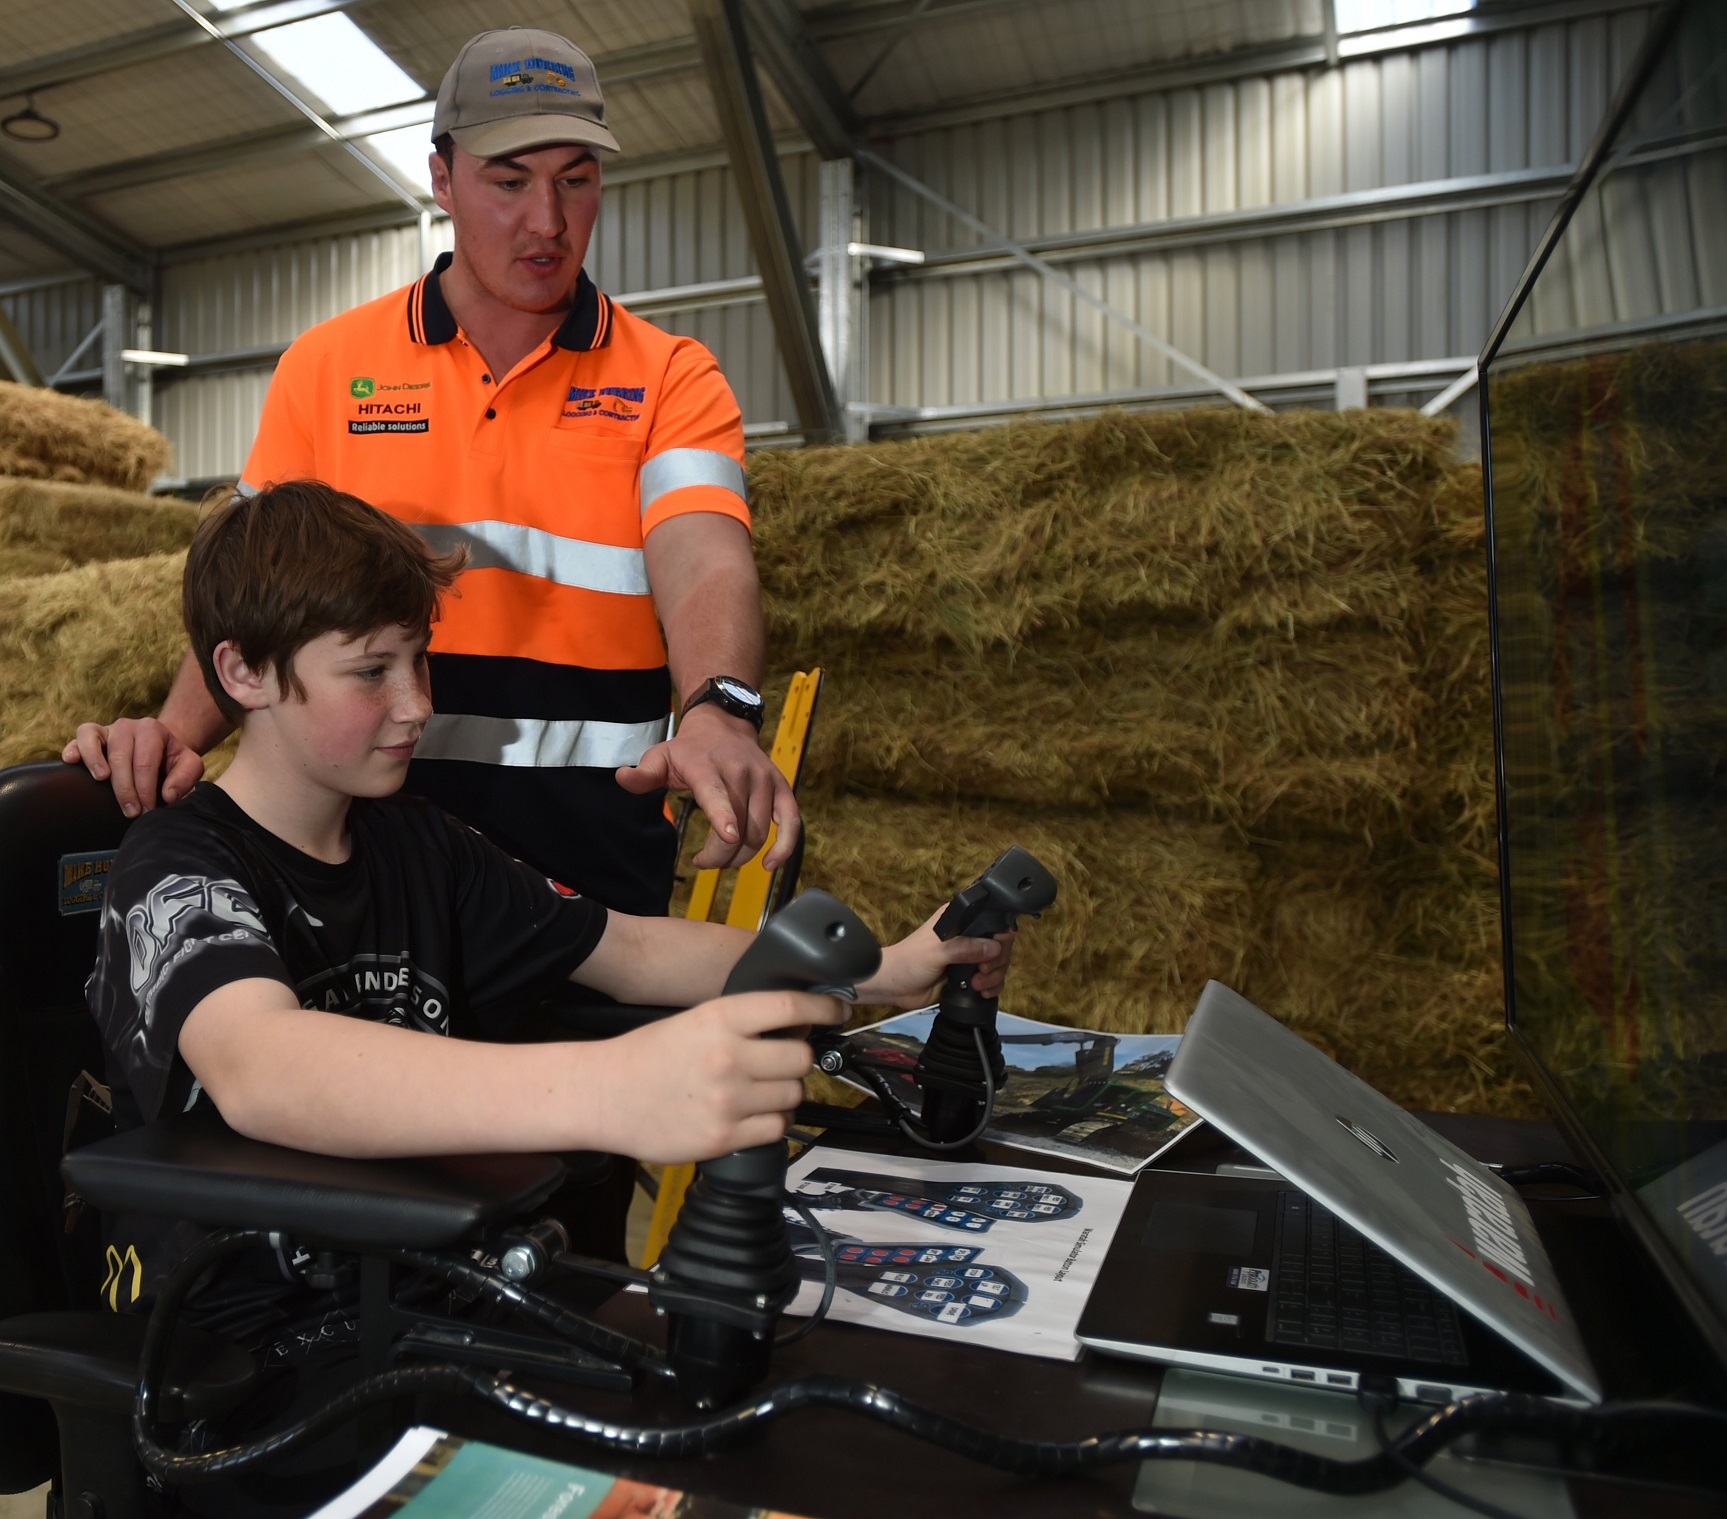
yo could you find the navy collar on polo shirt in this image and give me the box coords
[408,251,611,352]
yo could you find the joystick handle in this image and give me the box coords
[919,847,1057,1144]
[655,891,882,1408]
[934,845,1058,942]
[722,889,882,998]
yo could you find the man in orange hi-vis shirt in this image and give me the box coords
[67,27,796,918]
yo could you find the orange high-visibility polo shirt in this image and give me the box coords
[241,253,750,911]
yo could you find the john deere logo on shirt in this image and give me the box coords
[351,376,375,398]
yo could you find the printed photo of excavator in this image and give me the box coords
[839,1011,1203,1173]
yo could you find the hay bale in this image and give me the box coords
[735,405,1511,1113]
[0,382,172,493]
[788,795,1261,1036]
[792,627,1428,835]
[0,477,197,579]
[0,554,187,767]
[750,408,1465,656]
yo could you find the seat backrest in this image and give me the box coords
[0,762,132,1321]
[684,667,824,930]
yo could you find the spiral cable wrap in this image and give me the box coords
[132,1229,1725,1493]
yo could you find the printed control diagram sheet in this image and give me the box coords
[783,1146,1132,1361]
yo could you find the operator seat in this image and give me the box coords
[0,761,574,1518]
[0,761,261,1511]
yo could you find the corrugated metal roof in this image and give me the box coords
[837,0,1320,116]
[2,0,169,70]
[0,0,1335,273]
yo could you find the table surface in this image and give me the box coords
[425,1113,1726,1519]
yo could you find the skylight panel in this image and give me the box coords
[363,124,436,195]
[1335,0,1475,32]
[209,7,424,117]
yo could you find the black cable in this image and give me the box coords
[894,1027,996,1150]
[1366,1393,1528,1519]
[134,1231,1727,1491]
[141,1355,1727,1488]
[1497,1162,1601,1198]
[854,1028,998,1151]
[775,1192,837,1347]
[392,1249,671,1380]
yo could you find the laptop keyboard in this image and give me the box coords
[1268,1192,1467,1367]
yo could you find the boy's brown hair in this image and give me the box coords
[184,479,465,722]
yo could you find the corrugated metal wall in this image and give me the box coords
[863,4,1656,411]
[1502,8,1727,349]
[0,275,104,382]
[588,154,823,434]
[153,221,453,479]
[0,4,1683,478]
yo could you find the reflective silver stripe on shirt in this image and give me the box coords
[414,713,668,769]
[413,520,649,597]
[639,448,747,517]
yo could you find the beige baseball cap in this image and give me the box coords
[433,28,621,159]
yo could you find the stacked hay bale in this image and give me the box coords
[0,382,196,768]
[0,379,1518,1111]
[737,408,1523,1115]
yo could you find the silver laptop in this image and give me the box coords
[1075,981,1601,1405]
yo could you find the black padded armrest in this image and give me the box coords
[62,1108,564,1251]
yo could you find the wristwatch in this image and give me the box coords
[683,675,765,731]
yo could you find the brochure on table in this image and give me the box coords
[837,1008,1202,1174]
[310,1426,820,1519]
[783,1145,1132,1361]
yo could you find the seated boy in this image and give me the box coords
[87,479,1010,1349]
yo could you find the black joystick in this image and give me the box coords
[650,890,880,1407]
[916,846,1058,1145]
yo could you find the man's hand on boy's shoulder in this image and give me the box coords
[594,989,846,1163]
[65,649,229,817]
[63,716,205,818]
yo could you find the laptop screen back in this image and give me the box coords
[1480,0,1727,1360]
[1168,982,1600,1402]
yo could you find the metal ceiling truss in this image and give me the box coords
[0,0,392,103]
[0,304,45,385]
[688,0,843,443]
[45,102,436,202]
[8,0,1631,217]
[740,0,861,159]
[157,0,425,213]
[0,169,151,292]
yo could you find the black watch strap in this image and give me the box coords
[683,675,765,732]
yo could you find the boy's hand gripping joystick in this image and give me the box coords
[916,846,1058,1145]
[650,890,880,1408]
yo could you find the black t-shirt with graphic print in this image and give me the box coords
[88,782,607,1345]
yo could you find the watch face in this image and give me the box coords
[715,677,761,707]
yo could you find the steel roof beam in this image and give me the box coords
[0,169,151,292]
[40,34,729,203]
[689,0,842,444]
[742,0,861,160]
[46,102,435,200]
[0,0,393,102]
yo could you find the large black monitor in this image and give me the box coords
[1481,0,1727,1373]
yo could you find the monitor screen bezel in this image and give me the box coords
[1476,0,1727,1377]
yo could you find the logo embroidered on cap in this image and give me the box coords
[489,56,582,98]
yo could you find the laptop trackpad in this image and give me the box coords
[1143,1201,1258,1255]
